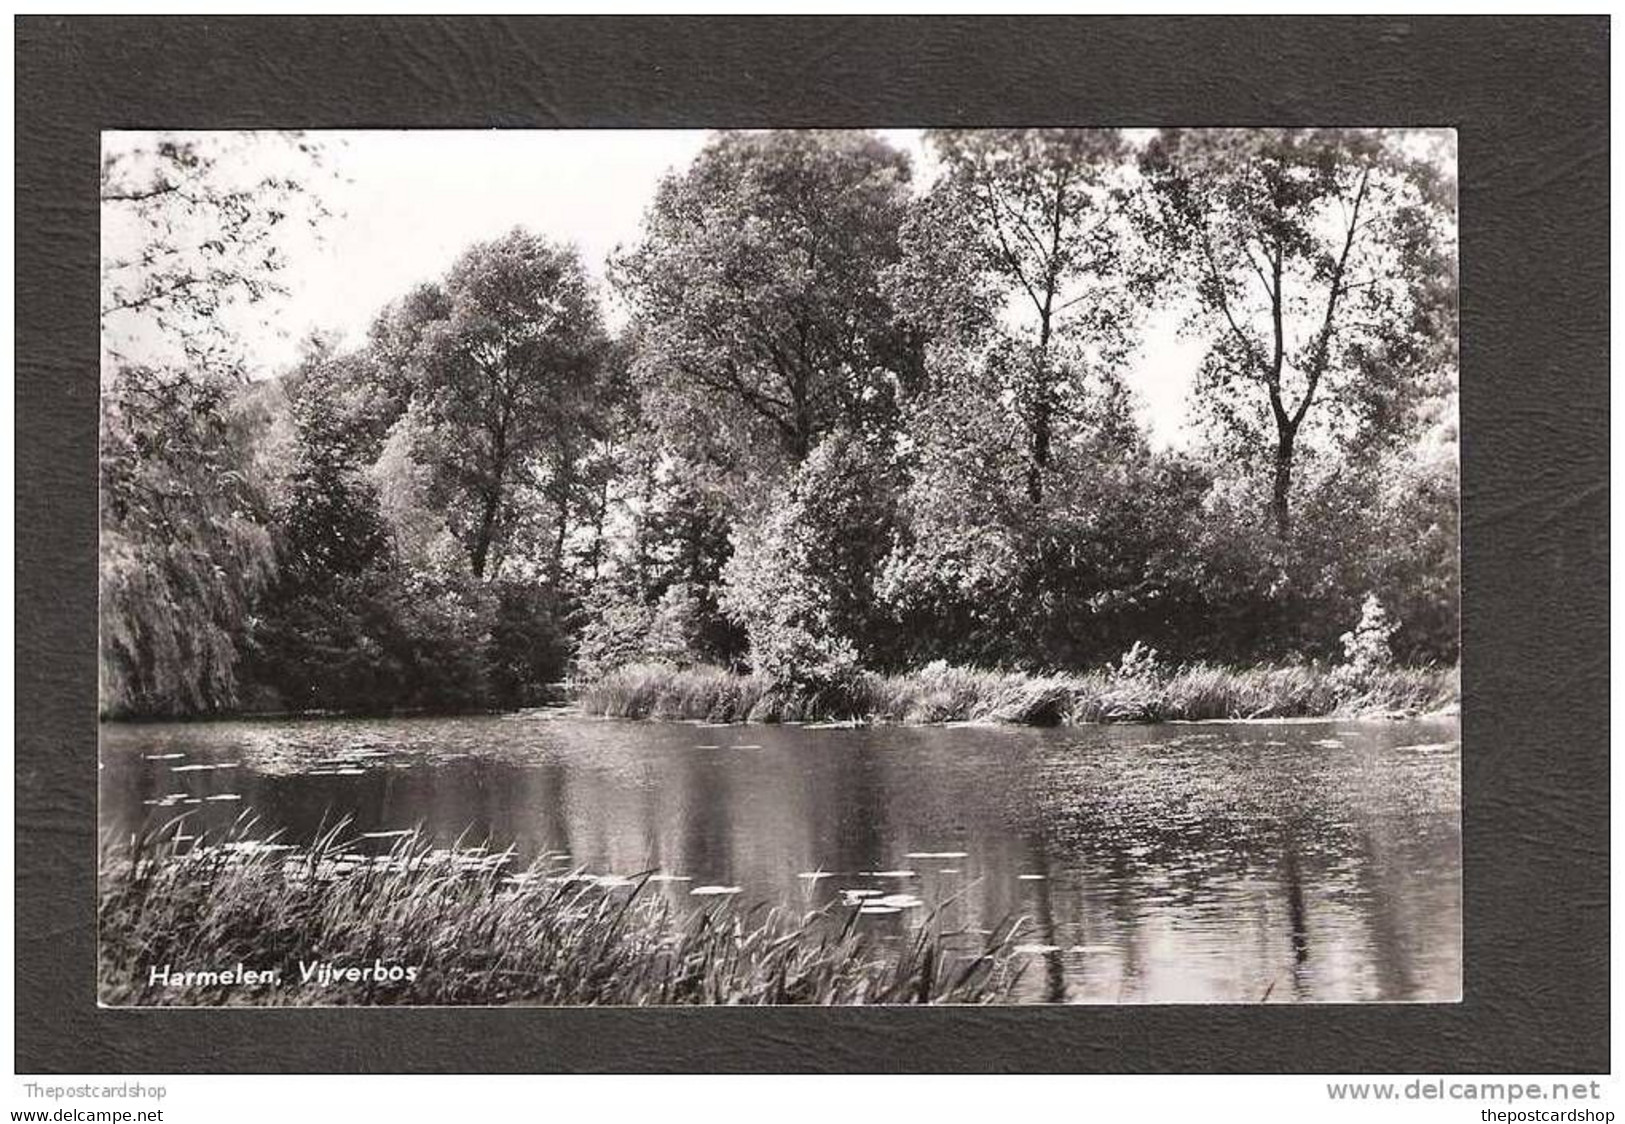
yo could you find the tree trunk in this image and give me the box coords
[1026,307,1056,506]
[470,488,501,579]
[1271,427,1295,542]
[1027,397,1052,506]
[550,498,569,587]
[587,474,609,584]
[790,376,812,462]
[472,396,511,580]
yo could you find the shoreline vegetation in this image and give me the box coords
[97,659,1461,728]
[578,659,1460,727]
[99,822,1023,1007]
[97,657,1461,728]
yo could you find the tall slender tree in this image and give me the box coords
[1136,128,1456,539]
[928,128,1135,505]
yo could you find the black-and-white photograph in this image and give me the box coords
[98,126,1460,1007]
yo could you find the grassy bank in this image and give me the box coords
[99,821,1022,1006]
[579,661,1460,726]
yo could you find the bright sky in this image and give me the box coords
[105,129,1205,447]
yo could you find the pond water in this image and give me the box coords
[100,712,1460,1004]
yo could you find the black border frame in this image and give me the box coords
[16,15,1609,1073]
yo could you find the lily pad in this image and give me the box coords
[875,894,924,909]
[591,874,638,888]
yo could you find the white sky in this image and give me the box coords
[105,128,1205,447]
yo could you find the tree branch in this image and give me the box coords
[1291,164,1371,430]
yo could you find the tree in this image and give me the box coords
[614,130,917,472]
[99,374,278,715]
[380,230,611,579]
[721,432,899,688]
[875,131,1154,664]
[101,132,329,377]
[98,132,328,715]
[1136,128,1456,539]
[245,345,579,713]
[928,129,1136,504]
[272,361,395,588]
[879,372,1190,669]
[241,365,404,711]
[571,435,745,679]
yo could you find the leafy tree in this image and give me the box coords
[1136,127,1456,539]
[574,580,722,681]
[880,376,1203,668]
[235,233,614,710]
[927,129,1137,504]
[100,127,1461,715]
[614,130,917,472]
[271,364,395,589]
[875,130,1158,670]
[245,357,575,712]
[1373,411,1460,662]
[381,230,610,579]
[721,432,898,686]
[368,400,467,576]
[242,358,400,710]
[98,132,328,716]
[101,132,329,375]
[486,581,572,705]
[99,374,277,715]
[571,440,744,679]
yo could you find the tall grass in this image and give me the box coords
[579,661,1460,726]
[99,817,1024,1007]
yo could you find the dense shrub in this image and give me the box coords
[720,433,895,690]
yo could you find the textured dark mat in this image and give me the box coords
[16,15,1608,1073]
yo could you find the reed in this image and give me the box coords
[578,661,1460,726]
[98,816,1024,1007]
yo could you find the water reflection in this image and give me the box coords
[101,714,1462,1003]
